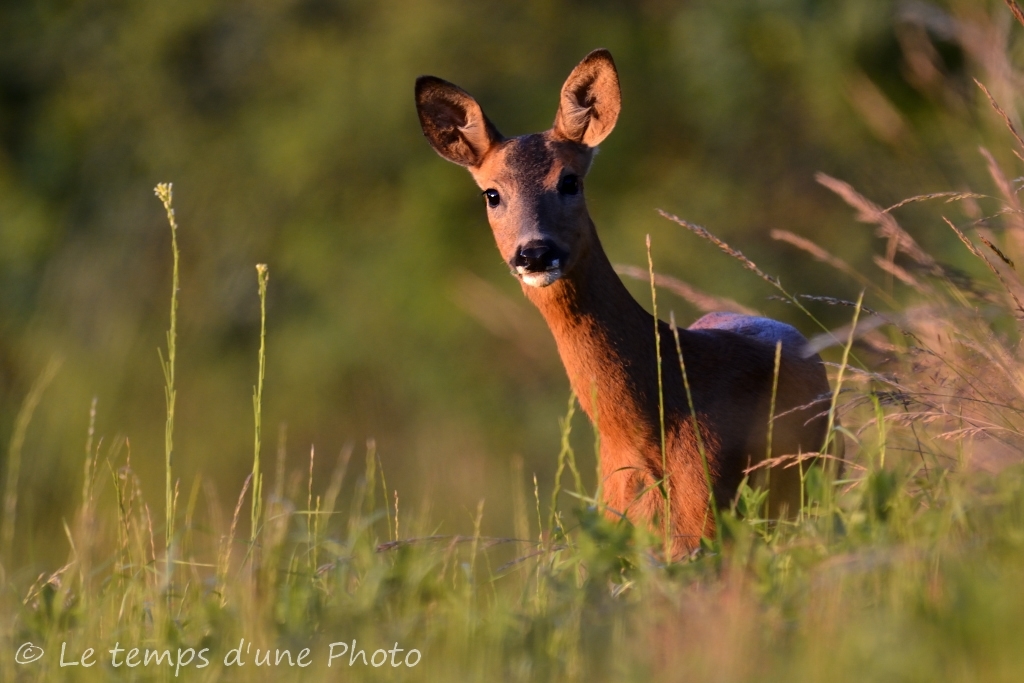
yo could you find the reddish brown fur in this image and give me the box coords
[415,50,831,557]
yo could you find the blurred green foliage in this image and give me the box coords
[0,0,1020,565]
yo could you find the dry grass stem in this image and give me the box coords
[770,229,880,295]
[979,146,1024,256]
[657,210,780,287]
[977,233,1016,268]
[871,255,924,291]
[975,79,1024,153]
[805,314,889,356]
[882,191,986,213]
[817,172,937,270]
[943,216,1024,315]
[798,295,881,316]
[1006,0,1024,29]
[616,264,758,315]
[743,451,858,474]
[218,472,252,599]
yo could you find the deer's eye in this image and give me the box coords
[484,189,501,208]
[558,174,580,195]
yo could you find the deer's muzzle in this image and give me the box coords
[511,239,568,288]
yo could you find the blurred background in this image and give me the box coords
[1,0,1021,566]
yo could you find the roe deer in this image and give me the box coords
[415,49,833,557]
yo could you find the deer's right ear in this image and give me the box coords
[553,49,621,147]
[415,77,502,168]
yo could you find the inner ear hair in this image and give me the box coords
[415,76,502,167]
[554,49,621,148]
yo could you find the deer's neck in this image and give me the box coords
[523,220,724,549]
[522,222,663,449]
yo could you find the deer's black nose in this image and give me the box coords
[512,240,568,273]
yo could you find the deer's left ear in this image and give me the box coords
[553,49,621,147]
[415,76,503,168]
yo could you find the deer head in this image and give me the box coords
[415,49,621,288]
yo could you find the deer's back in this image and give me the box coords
[688,311,809,351]
[676,312,831,501]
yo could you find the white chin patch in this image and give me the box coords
[518,269,563,288]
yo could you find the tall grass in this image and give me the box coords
[646,234,672,562]
[154,182,179,577]
[0,212,1019,683]
[251,264,269,548]
[1,174,1016,681]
